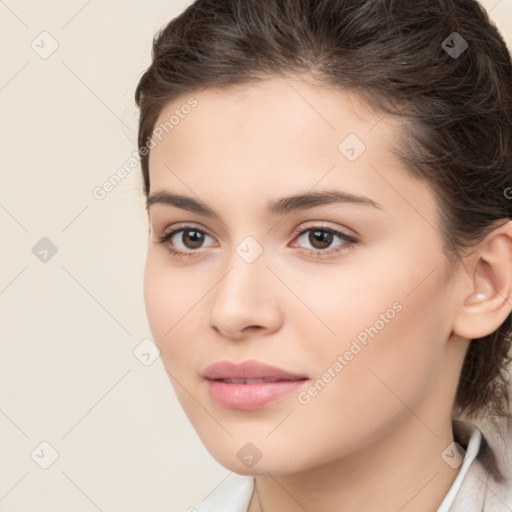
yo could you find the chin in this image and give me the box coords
[201,440,311,477]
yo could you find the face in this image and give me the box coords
[143,76,467,475]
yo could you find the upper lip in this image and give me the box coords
[203,360,308,381]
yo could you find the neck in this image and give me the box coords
[249,415,461,512]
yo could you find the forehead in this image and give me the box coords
[151,77,389,160]
[147,76,437,223]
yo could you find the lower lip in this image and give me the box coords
[206,379,308,410]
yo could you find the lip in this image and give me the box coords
[203,360,309,410]
[203,360,308,380]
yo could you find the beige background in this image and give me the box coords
[1,1,511,510]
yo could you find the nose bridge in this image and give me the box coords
[216,233,267,303]
[208,232,278,336]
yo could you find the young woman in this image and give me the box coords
[135,0,512,510]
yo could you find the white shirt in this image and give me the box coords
[186,420,512,511]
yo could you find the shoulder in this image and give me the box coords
[186,473,255,512]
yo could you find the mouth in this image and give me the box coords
[203,360,309,410]
[203,359,308,380]
[215,377,292,384]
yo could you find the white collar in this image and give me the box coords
[436,419,483,511]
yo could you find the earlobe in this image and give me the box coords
[452,220,512,340]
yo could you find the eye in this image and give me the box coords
[155,223,358,259]
[290,224,358,257]
[156,224,216,259]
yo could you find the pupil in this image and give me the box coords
[184,230,204,249]
[310,229,332,249]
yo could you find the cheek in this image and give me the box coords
[143,258,169,340]
[285,261,404,364]
[301,257,451,422]
[143,255,194,348]
[143,254,213,387]
[270,301,445,468]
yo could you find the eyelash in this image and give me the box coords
[155,223,358,259]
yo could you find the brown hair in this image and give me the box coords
[135,0,512,429]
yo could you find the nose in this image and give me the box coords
[208,252,282,340]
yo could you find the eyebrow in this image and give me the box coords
[146,189,383,216]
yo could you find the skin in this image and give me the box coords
[143,75,512,512]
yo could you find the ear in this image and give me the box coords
[452,219,512,340]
